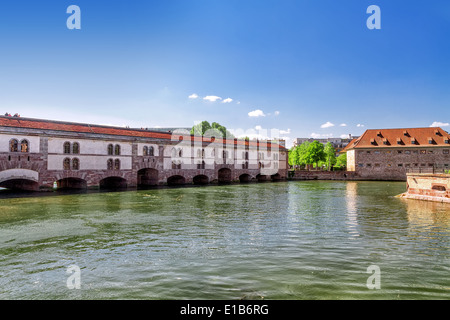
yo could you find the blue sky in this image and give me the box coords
[1,0,449,147]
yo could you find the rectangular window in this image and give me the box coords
[421,163,426,167]
[386,151,391,154]
[413,150,419,154]
[405,150,411,154]
[428,150,434,154]
[397,150,402,154]
[374,151,380,154]
[420,150,426,154]
[443,150,449,155]
[398,164,403,167]
[366,163,372,167]
[358,163,364,167]
[374,164,381,168]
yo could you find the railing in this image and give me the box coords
[406,167,449,174]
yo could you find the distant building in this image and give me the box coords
[342,127,450,180]
[293,135,358,154]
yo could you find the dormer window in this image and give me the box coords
[428,138,434,144]
[403,130,409,136]
[396,138,402,145]
[435,129,441,136]
[377,131,382,137]
[411,138,417,145]
[445,138,450,144]
[370,138,376,145]
[383,138,389,145]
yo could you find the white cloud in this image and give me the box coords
[203,95,222,102]
[280,128,291,135]
[340,134,351,139]
[339,123,347,127]
[430,121,450,127]
[310,132,333,139]
[320,121,335,128]
[236,101,241,105]
[188,93,198,99]
[248,109,266,117]
[274,111,280,116]
[255,125,263,131]
[222,98,233,103]
[357,124,364,127]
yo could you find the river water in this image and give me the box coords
[0,181,448,300]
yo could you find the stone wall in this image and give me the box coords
[398,173,450,203]
[348,147,450,181]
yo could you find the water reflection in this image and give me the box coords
[345,182,360,238]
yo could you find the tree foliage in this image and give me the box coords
[324,142,337,170]
[190,121,234,138]
[289,140,328,169]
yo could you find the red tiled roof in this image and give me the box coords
[344,127,450,150]
[0,116,285,150]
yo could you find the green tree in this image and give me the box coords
[190,121,211,136]
[324,142,337,171]
[335,153,347,169]
[297,141,310,167]
[305,141,326,169]
[191,121,235,138]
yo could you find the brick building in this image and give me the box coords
[0,116,288,191]
[343,127,450,180]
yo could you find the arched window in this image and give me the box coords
[64,142,71,154]
[72,158,80,170]
[245,152,249,160]
[171,148,177,158]
[9,139,18,152]
[107,159,113,170]
[115,145,121,156]
[72,142,80,154]
[20,140,29,153]
[107,144,114,155]
[143,146,148,156]
[149,146,154,156]
[197,149,201,159]
[63,158,71,170]
[114,159,121,170]
[178,148,182,157]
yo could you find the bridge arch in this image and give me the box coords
[193,174,209,185]
[138,168,159,187]
[56,177,87,190]
[218,168,232,183]
[0,169,39,191]
[167,175,186,186]
[239,173,252,183]
[99,176,128,190]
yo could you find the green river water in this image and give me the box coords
[0,181,448,300]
